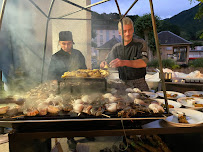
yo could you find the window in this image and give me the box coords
[173,47,187,62]
[166,47,172,50]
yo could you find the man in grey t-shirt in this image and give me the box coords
[100,17,149,91]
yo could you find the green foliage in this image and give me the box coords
[147,59,159,67]
[188,58,203,67]
[166,3,203,40]
[134,13,160,38]
[147,59,178,68]
[190,41,203,49]
[172,65,180,69]
[134,14,160,55]
[162,59,177,68]
[159,20,181,35]
[91,41,97,48]
[193,1,203,19]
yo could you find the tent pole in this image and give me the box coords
[0,0,7,30]
[29,0,48,18]
[120,0,138,20]
[57,0,110,19]
[149,0,169,113]
[41,0,55,83]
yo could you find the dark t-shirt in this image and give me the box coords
[106,40,147,80]
[48,49,87,80]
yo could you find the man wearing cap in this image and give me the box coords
[48,31,88,151]
[48,31,87,80]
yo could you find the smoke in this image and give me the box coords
[0,0,50,93]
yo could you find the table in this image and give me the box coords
[6,119,203,152]
[158,82,203,93]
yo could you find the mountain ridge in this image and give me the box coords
[165,3,203,40]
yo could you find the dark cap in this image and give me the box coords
[59,31,74,42]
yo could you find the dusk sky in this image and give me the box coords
[91,0,199,19]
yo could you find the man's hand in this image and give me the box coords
[100,61,107,69]
[52,80,58,85]
[109,58,125,68]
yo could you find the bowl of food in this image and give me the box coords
[146,80,160,90]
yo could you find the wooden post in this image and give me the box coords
[0,0,7,30]
[149,0,169,113]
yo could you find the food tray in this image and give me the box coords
[184,78,203,83]
[0,112,170,132]
[59,78,107,93]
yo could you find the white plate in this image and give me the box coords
[156,91,186,100]
[177,97,203,110]
[184,91,203,98]
[142,91,158,99]
[154,99,181,108]
[164,108,203,127]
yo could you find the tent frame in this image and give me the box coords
[0,0,169,113]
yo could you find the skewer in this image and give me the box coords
[102,114,111,118]
[78,113,81,116]
[11,115,25,119]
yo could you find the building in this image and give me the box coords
[189,49,203,60]
[158,31,192,64]
[91,19,121,68]
[93,24,121,47]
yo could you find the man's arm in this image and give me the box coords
[100,44,118,69]
[80,53,87,69]
[109,58,147,68]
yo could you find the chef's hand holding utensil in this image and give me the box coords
[100,61,108,69]
[109,58,124,68]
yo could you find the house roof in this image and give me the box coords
[97,37,120,49]
[158,31,192,45]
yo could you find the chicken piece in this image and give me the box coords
[128,93,140,100]
[82,105,92,115]
[105,103,117,113]
[178,115,189,123]
[26,109,39,116]
[118,107,137,118]
[125,88,134,93]
[103,93,113,99]
[116,102,126,110]
[6,108,19,116]
[90,106,105,116]
[148,103,165,113]
[63,104,73,112]
[0,106,9,115]
[73,104,84,113]
[47,105,60,114]
[134,98,148,106]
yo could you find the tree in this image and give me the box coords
[159,20,181,35]
[189,0,203,38]
[134,14,160,61]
